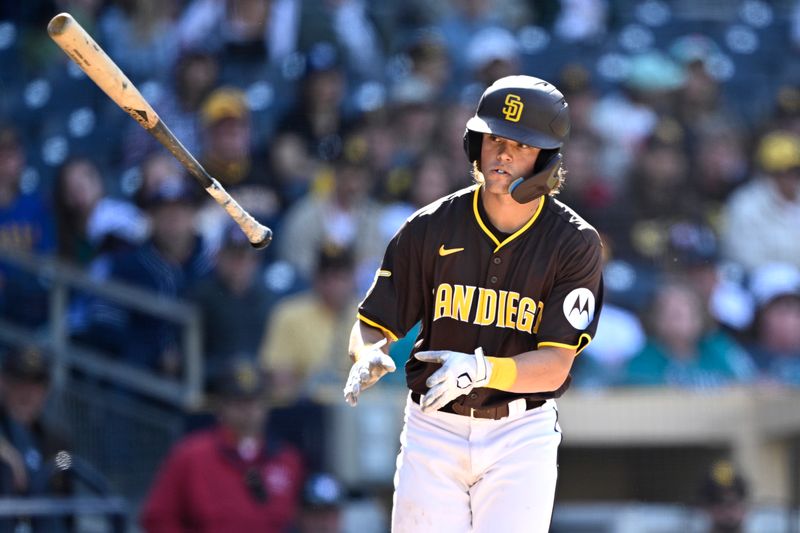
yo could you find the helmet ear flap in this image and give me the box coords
[509,152,563,204]
[463,130,483,165]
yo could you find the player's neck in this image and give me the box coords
[480,189,542,234]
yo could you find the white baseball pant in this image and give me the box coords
[391,394,561,533]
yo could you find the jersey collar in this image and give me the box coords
[472,185,546,252]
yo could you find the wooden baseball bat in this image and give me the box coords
[47,13,272,249]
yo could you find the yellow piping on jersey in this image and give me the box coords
[472,186,545,252]
[357,313,399,341]
[538,333,593,356]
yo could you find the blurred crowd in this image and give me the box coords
[0,0,799,529]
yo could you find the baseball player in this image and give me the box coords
[343,75,604,532]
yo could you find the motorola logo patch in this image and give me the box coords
[562,288,595,330]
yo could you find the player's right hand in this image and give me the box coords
[343,339,394,406]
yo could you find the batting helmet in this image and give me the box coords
[463,75,570,203]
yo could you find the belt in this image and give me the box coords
[410,392,545,420]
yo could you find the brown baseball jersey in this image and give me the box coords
[358,183,604,409]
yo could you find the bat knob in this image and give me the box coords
[250,228,273,250]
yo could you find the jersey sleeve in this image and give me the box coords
[358,219,425,341]
[536,233,604,355]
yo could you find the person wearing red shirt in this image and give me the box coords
[141,359,305,533]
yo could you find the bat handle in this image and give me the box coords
[148,122,212,188]
[205,178,273,249]
[148,122,272,249]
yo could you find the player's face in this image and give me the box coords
[480,134,541,194]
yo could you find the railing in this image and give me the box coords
[0,497,129,532]
[0,246,204,410]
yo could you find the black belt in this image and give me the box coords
[410,392,545,420]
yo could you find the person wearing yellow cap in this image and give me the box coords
[196,87,280,252]
[720,130,800,271]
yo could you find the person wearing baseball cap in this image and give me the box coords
[292,472,346,533]
[82,174,213,375]
[720,130,800,271]
[190,222,278,386]
[197,87,280,249]
[698,460,748,533]
[141,359,306,532]
[0,345,73,527]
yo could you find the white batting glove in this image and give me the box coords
[413,347,491,413]
[343,339,394,406]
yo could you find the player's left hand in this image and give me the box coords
[413,348,491,413]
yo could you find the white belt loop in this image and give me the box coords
[507,398,526,418]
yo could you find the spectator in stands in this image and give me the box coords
[124,50,219,166]
[133,152,185,210]
[197,87,280,250]
[608,118,699,265]
[53,157,147,265]
[720,130,800,271]
[402,31,451,102]
[670,37,731,135]
[465,26,520,89]
[689,120,749,211]
[622,280,756,388]
[268,132,320,211]
[277,151,384,291]
[0,125,55,327]
[748,263,800,386]
[97,0,181,81]
[386,76,440,171]
[86,177,213,375]
[277,43,351,163]
[190,223,278,386]
[298,0,385,82]
[432,0,519,86]
[590,52,679,180]
[292,471,347,533]
[379,150,458,245]
[141,359,304,533]
[664,221,754,336]
[698,459,748,533]
[0,346,73,532]
[260,244,359,403]
[178,0,283,85]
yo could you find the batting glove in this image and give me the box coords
[343,339,394,406]
[413,347,491,413]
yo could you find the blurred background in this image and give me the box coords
[0,0,799,531]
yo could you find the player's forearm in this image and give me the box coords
[487,346,575,393]
[348,320,389,362]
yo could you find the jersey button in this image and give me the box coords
[469,392,478,400]
[493,257,502,265]
[490,276,498,284]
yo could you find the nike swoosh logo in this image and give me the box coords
[439,245,465,256]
